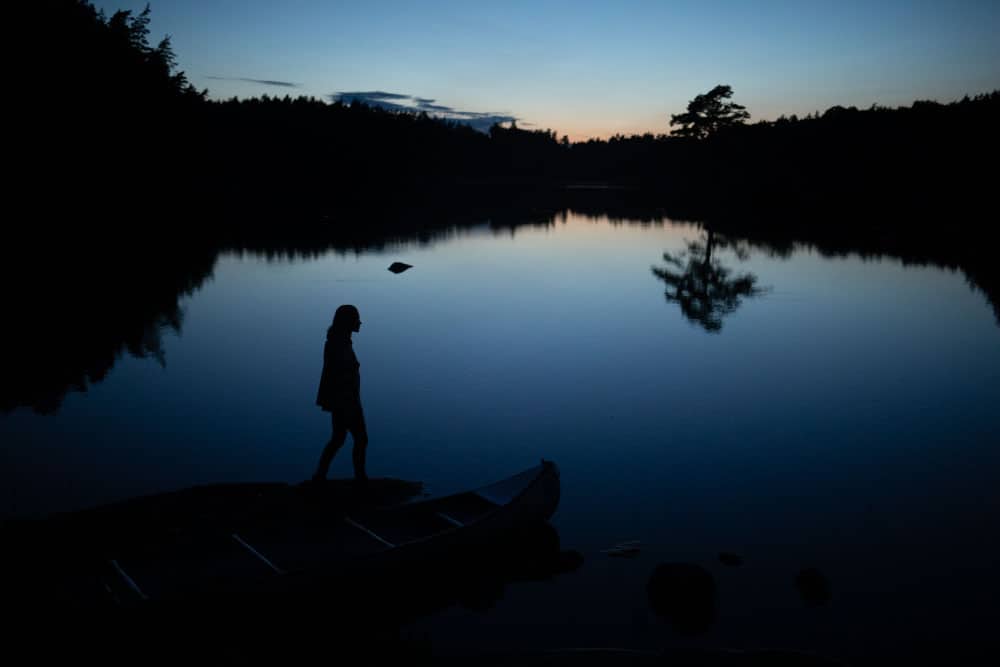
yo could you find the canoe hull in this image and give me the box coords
[2,461,562,610]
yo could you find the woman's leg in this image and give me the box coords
[350,411,369,481]
[314,413,348,481]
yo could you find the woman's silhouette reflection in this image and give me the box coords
[313,304,368,482]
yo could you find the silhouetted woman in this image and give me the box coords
[313,304,368,482]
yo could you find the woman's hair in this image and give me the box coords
[328,304,360,337]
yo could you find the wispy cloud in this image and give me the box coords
[330,91,518,133]
[338,90,411,100]
[207,76,300,88]
[416,101,453,112]
[332,91,414,113]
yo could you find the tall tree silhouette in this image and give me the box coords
[652,230,764,332]
[670,85,750,139]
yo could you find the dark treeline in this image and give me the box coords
[21,1,1000,223]
[18,1,205,216]
[196,89,1000,234]
[146,79,1000,225]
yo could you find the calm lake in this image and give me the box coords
[4,209,999,663]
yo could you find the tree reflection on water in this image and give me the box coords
[652,229,767,332]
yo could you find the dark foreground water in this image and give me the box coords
[3,211,999,663]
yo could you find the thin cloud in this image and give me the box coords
[331,92,414,113]
[329,90,518,133]
[207,76,300,88]
[336,90,411,101]
[416,101,454,112]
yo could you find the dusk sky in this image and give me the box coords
[94,0,1000,140]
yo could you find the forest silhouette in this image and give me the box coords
[20,1,1000,222]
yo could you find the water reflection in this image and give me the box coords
[4,191,998,415]
[652,229,766,332]
[1,237,217,414]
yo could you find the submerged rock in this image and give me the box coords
[646,562,717,636]
[718,552,744,567]
[388,262,413,274]
[795,567,832,606]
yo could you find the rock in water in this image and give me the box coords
[719,552,743,567]
[646,562,717,636]
[795,567,832,606]
[388,262,412,274]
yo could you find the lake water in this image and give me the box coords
[3,211,999,663]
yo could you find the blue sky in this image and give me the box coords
[93,0,1000,140]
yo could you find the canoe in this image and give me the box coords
[3,460,561,611]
